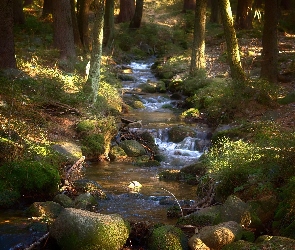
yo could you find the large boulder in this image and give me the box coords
[50,208,130,250]
[189,221,243,250]
[219,195,251,227]
[120,139,146,157]
[148,225,188,250]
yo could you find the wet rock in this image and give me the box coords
[50,208,130,250]
[74,193,97,210]
[190,221,243,250]
[53,193,74,208]
[120,139,146,157]
[148,225,188,250]
[188,235,210,250]
[168,126,196,143]
[73,179,107,199]
[26,201,64,219]
[109,145,128,161]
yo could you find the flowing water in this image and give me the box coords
[0,59,211,249]
[84,59,211,224]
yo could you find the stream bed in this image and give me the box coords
[0,59,212,249]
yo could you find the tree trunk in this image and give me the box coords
[260,0,279,83]
[235,0,254,29]
[77,0,92,51]
[13,0,25,25]
[190,0,207,75]
[104,0,115,48]
[218,0,246,81]
[70,0,82,47]
[52,0,76,70]
[117,0,135,23]
[0,0,16,69]
[86,0,105,104]
[183,0,196,12]
[129,0,143,29]
[23,0,33,6]
[42,0,53,18]
[210,0,221,23]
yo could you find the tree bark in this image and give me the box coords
[210,0,221,23]
[13,0,25,25]
[218,0,246,81]
[117,0,135,23]
[77,0,92,51]
[86,0,105,104]
[42,0,53,18]
[190,0,207,75]
[129,0,143,29]
[260,0,279,83]
[0,0,17,69]
[52,0,76,70]
[104,0,115,48]
[183,0,196,12]
[235,0,254,29]
[70,0,82,47]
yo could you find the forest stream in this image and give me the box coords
[0,59,212,249]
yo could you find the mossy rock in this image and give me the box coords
[158,169,181,181]
[0,161,60,208]
[74,193,97,210]
[53,194,74,208]
[50,208,130,250]
[73,179,107,199]
[26,201,64,220]
[148,225,188,250]
[109,146,127,161]
[168,126,196,143]
[120,140,146,157]
[81,133,105,159]
[277,91,295,104]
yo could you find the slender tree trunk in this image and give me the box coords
[235,0,254,29]
[117,0,135,23]
[104,0,115,48]
[70,0,82,47]
[183,0,196,12]
[77,0,92,51]
[129,0,143,29]
[260,0,279,83]
[218,0,246,81]
[0,0,17,69]
[210,0,221,23]
[86,0,105,104]
[52,0,76,70]
[42,0,53,18]
[190,0,207,75]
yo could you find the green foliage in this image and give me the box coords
[81,134,105,157]
[273,177,295,239]
[0,161,60,207]
[181,108,200,120]
[148,225,188,250]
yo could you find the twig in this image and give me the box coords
[25,232,49,250]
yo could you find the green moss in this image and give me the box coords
[148,225,188,250]
[0,161,60,207]
[81,134,105,157]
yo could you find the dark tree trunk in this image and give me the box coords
[183,0,196,12]
[190,0,207,74]
[42,0,53,18]
[210,0,221,23]
[0,0,17,69]
[260,0,279,83]
[235,0,254,29]
[129,0,143,29]
[13,0,25,25]
[23,0,33,6]
[104,0,115,48]
[70,0,82,47]
[117,0,135,23]
[77,0,92,51]
[52,0,76,70]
